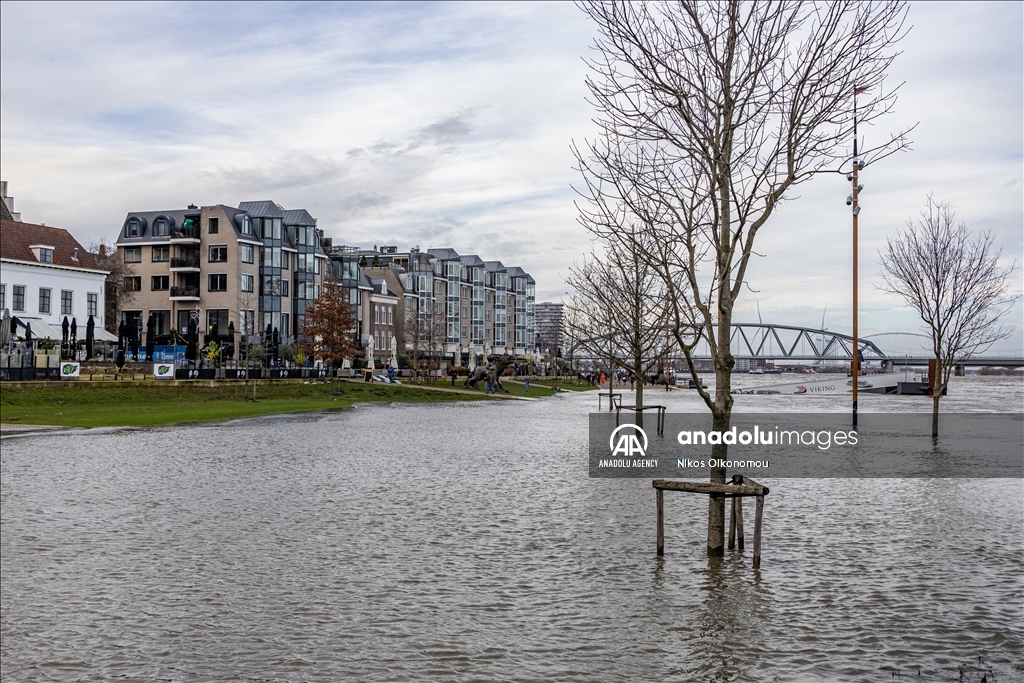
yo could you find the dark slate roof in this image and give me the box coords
[483,260,506,272]
[114,209,198,244]
[459,254,484,267]
[526,274,535,284]
[0,200,13,222]
[427,247,460,260]
[0,219,105,271]
[505,266,527,278]
[238,201,284,218]
[282,209,315,226]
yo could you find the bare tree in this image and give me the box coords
[576,0,913,555]
[90,240,135,334]
[565,239,670,411]
[879,196,1019,436]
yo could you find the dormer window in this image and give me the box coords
[125,217,142,238]
[29,245,55,263]
[240,215,252,236]
[153,218,169,237]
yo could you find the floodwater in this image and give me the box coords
[2,375,1022,681]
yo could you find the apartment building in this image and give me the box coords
[535,302,564,355]
[334,245,535,367]
[114,201,327,346]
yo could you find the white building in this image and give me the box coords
[1,218,109,340]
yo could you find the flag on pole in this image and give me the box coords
[854,86,868,95]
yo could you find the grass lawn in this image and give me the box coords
[0,380,488,429]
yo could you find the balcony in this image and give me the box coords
[169,227,201,244]
[169,286,200,300]
[169,257,201,271]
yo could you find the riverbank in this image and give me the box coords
[0,379,498,429]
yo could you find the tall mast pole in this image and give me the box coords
[851,86,865,427]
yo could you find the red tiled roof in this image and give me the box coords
[0,219,105,272]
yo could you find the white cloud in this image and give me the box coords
[1,1,1020,350]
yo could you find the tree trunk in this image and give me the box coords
[931,392,940,438]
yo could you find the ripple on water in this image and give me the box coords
[2,385,1023,681]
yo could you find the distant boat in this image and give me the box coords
[749,368,764,375]
[733,372,916,395]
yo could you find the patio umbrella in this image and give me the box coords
[186,316,198,362]
[145,314,156,362]
[227,321,236,360]
[265,324,274,364]
[70,317,77,346]
[117,321,126,351]
[62,316,69,344]
[130,322,140,362]
[25,321,33,343]
[86,315,95,359]
[273,327,280,360]
[0,308,11,349]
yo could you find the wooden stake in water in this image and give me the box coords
[656,488,664,557]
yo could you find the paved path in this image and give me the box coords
[337,378,538,400]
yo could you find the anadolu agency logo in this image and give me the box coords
[600,424,658,468]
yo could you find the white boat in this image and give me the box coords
[734,372,916,395]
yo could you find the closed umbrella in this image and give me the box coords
[62,316,70,344]
[227,321,236,360]
[117,321,126,351]
[70,317,77,347]
[186,317,198,362]
[25,321,33,343]
[130,321,140,362]
[86,315,95,360]
[272,327,280,361]
[0,308,11,350]
[265,324,273,365]
[146,314,156,362]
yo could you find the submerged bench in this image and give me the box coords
[653,474,769,568]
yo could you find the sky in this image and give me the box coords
[1,1,1021,352]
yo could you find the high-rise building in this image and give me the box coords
[535,302,564,355]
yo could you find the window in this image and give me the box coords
[281,313,289,336]
[61,290,73,314]
[151,275,169,291]
[38,288,51,314]
[462,325,467,339]
[152,218,169,237]
[124,218,141,238]
[462,306,468,318]
[206,309,229,335]
[87,293,98,317]
[38,248,53,263]
[388,307,393,326]
[281,280,289,297]
[208,217,219,234]
[123,278,141,293]
[152,246,169,262]
[314,285,320,299]
[241,216,252,236]
[150,310,170,337]
[241,274,254,292]
[315,257,321,274]
[240,244,254,263]
[349,288,359,305]
[239,309,255,335]
[124,247,142,263]
[208,274,227,292]
[209,245,227,262]
[435,281,443,294]
[0,284,4,309]
[12,285,25,311]
[374,305,380,324]
[261,276,281,296]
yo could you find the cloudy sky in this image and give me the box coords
[2,2,1021,351]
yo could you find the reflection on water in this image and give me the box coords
[2,376,1022,681]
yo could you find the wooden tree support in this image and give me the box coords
[653,475,769,568]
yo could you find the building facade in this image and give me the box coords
[114,201,327,347]
[1,218,108,337]
[535,302,564,355]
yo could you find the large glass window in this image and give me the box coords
[61,290,74,314]
[124,247,142,263]
[149,310,170,337]
[152,246,169,262]
[261,276,281,296]
[240,244,254,263]
[38,288,51,314]
[12,285,25,311]
[206,309,229,335]
[87,293,98,317]
[208,274,227,292]
[239,309,255,335]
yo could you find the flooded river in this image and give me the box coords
[2,375,1022,681]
